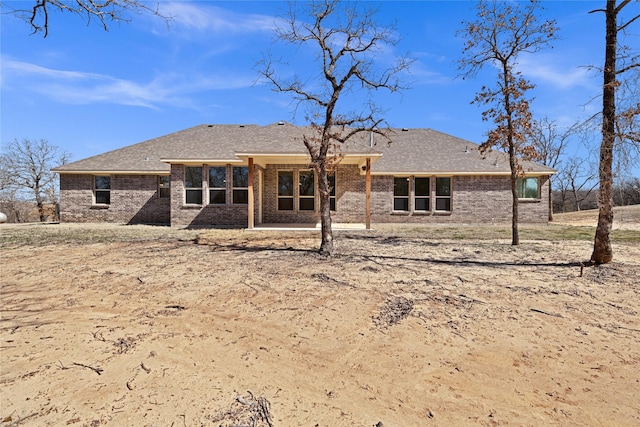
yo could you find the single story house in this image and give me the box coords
[52,122,555,228]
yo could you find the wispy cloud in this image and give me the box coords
[1,57,254,110]
[517,53,597,90]
[3,60,107,81]
[407,60,454,86]
[153,2,277,36]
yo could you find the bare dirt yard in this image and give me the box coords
[2,207,640,426]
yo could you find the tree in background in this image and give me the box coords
[4,0,169,37]
[557,156,599,212]
[589,0,639,264]
[611,27,640,180]
[458,0,558,245]
[0,155,22,222]
[1,138,70,222]
[258,0,412,255]
[528,117,577,221]
[614,177,640,206]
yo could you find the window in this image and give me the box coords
[232,166,249,204]
[158,176,170,199]
[94,175,110,205]
[393,177,409,211]
[435,177,451,211]
[518,177,539,199]
[414,177,430,211]
[184,166,203,205]
[278,171,294,210]
[328,173,336,211]
[208,166,226,204]
[299,170,315,211]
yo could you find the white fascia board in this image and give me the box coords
[54,170,169,175]
[367,170,556,176]
[160,159,244,165]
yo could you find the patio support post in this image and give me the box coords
[366,157,371,230]
[248,157,254,229]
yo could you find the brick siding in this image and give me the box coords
[59,174,170,224]
[260,165,549,224]
[369,174,550,224]
[59,167,550,226]
[170,164,254,227]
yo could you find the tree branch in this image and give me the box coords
[9,0,171,37]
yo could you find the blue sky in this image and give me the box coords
[1,1,633,174]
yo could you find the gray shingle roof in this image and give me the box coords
[53,122,555,175]
[371,128,555,175]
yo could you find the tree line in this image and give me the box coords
[0,139,70,223]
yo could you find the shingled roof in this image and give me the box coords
[53,122,555,175]
[371,128,555,175]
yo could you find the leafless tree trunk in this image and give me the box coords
[317,158,333,253]
[589,0,639,264]
[258,0,411,255]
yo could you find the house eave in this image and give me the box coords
[368,170,556,176]
[235,152,383,168]
[53,170,169,175]
[159,158,244,165]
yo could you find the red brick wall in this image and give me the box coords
[260,165,549,225]
[59,174,170,224]
[60,169,550,226]
[369,174,550,224]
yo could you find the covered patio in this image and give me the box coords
[241,154,378,230]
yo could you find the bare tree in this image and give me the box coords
[614,177,640,206]
[557,156,599,212]
[528,117,577,220]
[613,68,640,177]
[2,0,169,37]
[0,153,11,194]
[2,138,70,222]
[589,0,639,264]
[458,0,558,245]
[0,155,21,222]
[258,0,412,255]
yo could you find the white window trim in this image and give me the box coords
[517,176,541,200]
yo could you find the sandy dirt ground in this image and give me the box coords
[1,219,639,426]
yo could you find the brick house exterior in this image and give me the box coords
[54,122,555,228]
